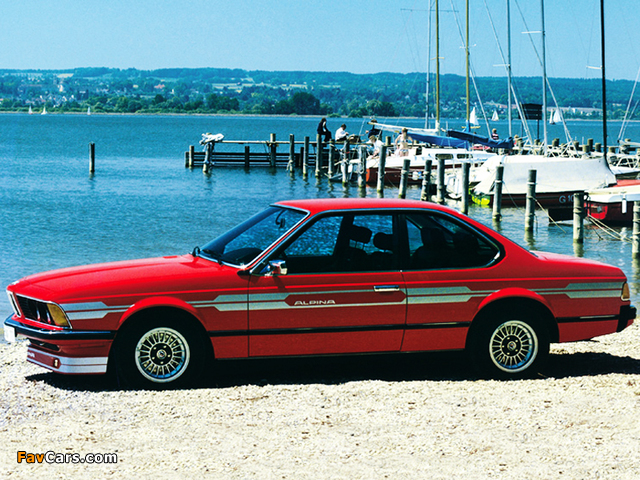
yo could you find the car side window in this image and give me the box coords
[404,213,499,270]
[280,213,397,274]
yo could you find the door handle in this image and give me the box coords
[374,285,401,292]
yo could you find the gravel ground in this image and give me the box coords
[1,321,639,479]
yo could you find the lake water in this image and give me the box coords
[2,113,640,319]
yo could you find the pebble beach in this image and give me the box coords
[1,319,639,479]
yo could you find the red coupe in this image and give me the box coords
[4,198,635,388]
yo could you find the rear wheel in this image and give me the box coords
[469,313,549,378]
[115,315,207,389]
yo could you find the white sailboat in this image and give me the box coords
[549,108,561,124]
[87,106,91,115]
[469,107,479,128]
[41,106,47,115]
[491,109,499,122]
[28,106,33,114]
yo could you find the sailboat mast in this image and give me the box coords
[425,1,433,129]
[435,0,441,132]
[507,0,513,137]
[600,0,607,162]
[466,0,470,128]
[541,0,548,155]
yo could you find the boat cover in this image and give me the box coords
[472,154,617,196]
[447,130,514,150]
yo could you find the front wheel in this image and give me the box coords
[469,314,549,379]
[114,316,207,389]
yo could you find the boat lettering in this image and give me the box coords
[559,194,574,204]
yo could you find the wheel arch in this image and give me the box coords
[108,305,215,373]
[466,296,559,349]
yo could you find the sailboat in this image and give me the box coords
[549,108,561,124]
[87,106,91,115]
[469,107,480,129]
[41,106,47,115]
[28,106,33,115]
[491,110,499,122]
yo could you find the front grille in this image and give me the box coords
[16,296,55,326]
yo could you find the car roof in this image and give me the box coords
[274,198,452,216]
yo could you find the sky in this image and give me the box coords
[2,0,640,81]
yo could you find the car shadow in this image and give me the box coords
[25,349,640,392]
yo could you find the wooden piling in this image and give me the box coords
[436,157,445,205]
[573,192,584,243]
[525,169,537,232]
[328,140,335,177]
[89,142,95,173]
[303,136,310,178]
[316,135,323,177]
[358,146,367,189]
[341,153,349,185]
[420,159,432,201]
[376,144,388,197]
[244,146,250,169]
[633,202,640,257]
[492,164,504,221]
[187,145,194,168]
[398,158,411,199]
[461,161,470,215]
[269,133,277,168]
[288,134,295,172]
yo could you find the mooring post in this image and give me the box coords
[525,169,537,232]
[288,134,295,173]
[316,135,323,177]
[303,136,310,179]
[633,202,640,257]
[328,140,335,177]
[244,145,250,170]
[341,151,349,185]
[493,164,504,222]
[187,145,194,168]
[436,157,445,204]
[573,192,584,243]
[89,142,95,173]
[420,159,432,201]
[461,161,470,215]
[399,158,410,199]
[358,146,367,189]
[269,133,277,168]
[376,143,388,197]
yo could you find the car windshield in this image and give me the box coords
[199,206,307,266]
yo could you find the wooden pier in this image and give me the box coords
[184,134,356,169]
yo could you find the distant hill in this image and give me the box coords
[0,67,635,119]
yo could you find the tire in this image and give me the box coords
[114,315,207,389]
[469,312,549,379]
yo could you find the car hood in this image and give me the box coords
[8,254,242,303]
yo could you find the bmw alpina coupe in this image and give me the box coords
[4,198,635,387]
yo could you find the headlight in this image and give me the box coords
[47,304,70,327]
[7,291,20,316]
[622,282,631,302]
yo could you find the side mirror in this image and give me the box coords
[267,259,288,276]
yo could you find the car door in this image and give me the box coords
[248,212,407,356]
[399,211,502,352]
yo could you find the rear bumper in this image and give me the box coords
[618,305,636,332]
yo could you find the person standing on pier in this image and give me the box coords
[317,118,331,142]
[394,127,412,157]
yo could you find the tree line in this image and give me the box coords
[0,67,636,119]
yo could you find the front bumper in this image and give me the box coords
[4,315,115,375]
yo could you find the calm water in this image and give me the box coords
[2,113,640,319]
